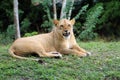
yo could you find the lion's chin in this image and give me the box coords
[63,35,70,39]
[63,32,70,39]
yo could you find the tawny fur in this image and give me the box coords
[9,19,90,61]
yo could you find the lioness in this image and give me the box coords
[9,19,91,61]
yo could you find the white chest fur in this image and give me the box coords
[65,40,72,49]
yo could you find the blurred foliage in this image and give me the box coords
[79,3,103,40]
[21,18,31,33]
[24,31,38,37]
[0,24,15,44]
[0,0,120,42]
[74,4,89,20]
[97,0,120,39]
[75,0,120,40]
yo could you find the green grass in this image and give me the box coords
[0,41,120,80]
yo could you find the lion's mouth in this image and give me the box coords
[63,32,70,37]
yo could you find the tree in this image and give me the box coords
[60,0,67,19]
[60,0,86,20]
[68,0,74,20]
[13,0,21,38]
[53,0,57,19]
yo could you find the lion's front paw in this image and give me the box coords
[52,52,62,58]
[78,53,87,57]
[86,52,91,56]
[79,52,91,57]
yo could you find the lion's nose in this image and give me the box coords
[64,30,68,33]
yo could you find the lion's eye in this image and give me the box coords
[60,25,63,27]
[68,24,71,27]
[60,25,63,28]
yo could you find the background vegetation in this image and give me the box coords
[0,0,120,44]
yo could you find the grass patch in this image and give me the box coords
[0,41,120,80]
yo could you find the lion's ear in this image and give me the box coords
[70,19,75,25]
[53,20,59,26]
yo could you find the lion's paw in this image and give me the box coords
[86,52,91,56]
[52,52,62,58]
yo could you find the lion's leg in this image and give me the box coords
[32,44,61,58]
[36,50,62,58]
[45,52,62,58]
[60,49,87,57]
[38,52,62,58]
[72,45,86,53]
[72,45,91,56]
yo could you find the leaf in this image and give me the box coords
[31,0,43,6]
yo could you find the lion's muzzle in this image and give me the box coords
[63,30,70,38]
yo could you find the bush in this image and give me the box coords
[78,3,103,40]
[41,20,53,32]
[0,24,15,44]
[24,31,38,37]
[98,1,120,38]
[21,18,31,33]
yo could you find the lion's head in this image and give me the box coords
[53,19,75,39]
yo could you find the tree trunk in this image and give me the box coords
[68,0,74,20]
[13,0,21,39]
[53,0,57,20]
[60,0,67,19]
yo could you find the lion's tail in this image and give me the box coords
[9,47,40,61]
